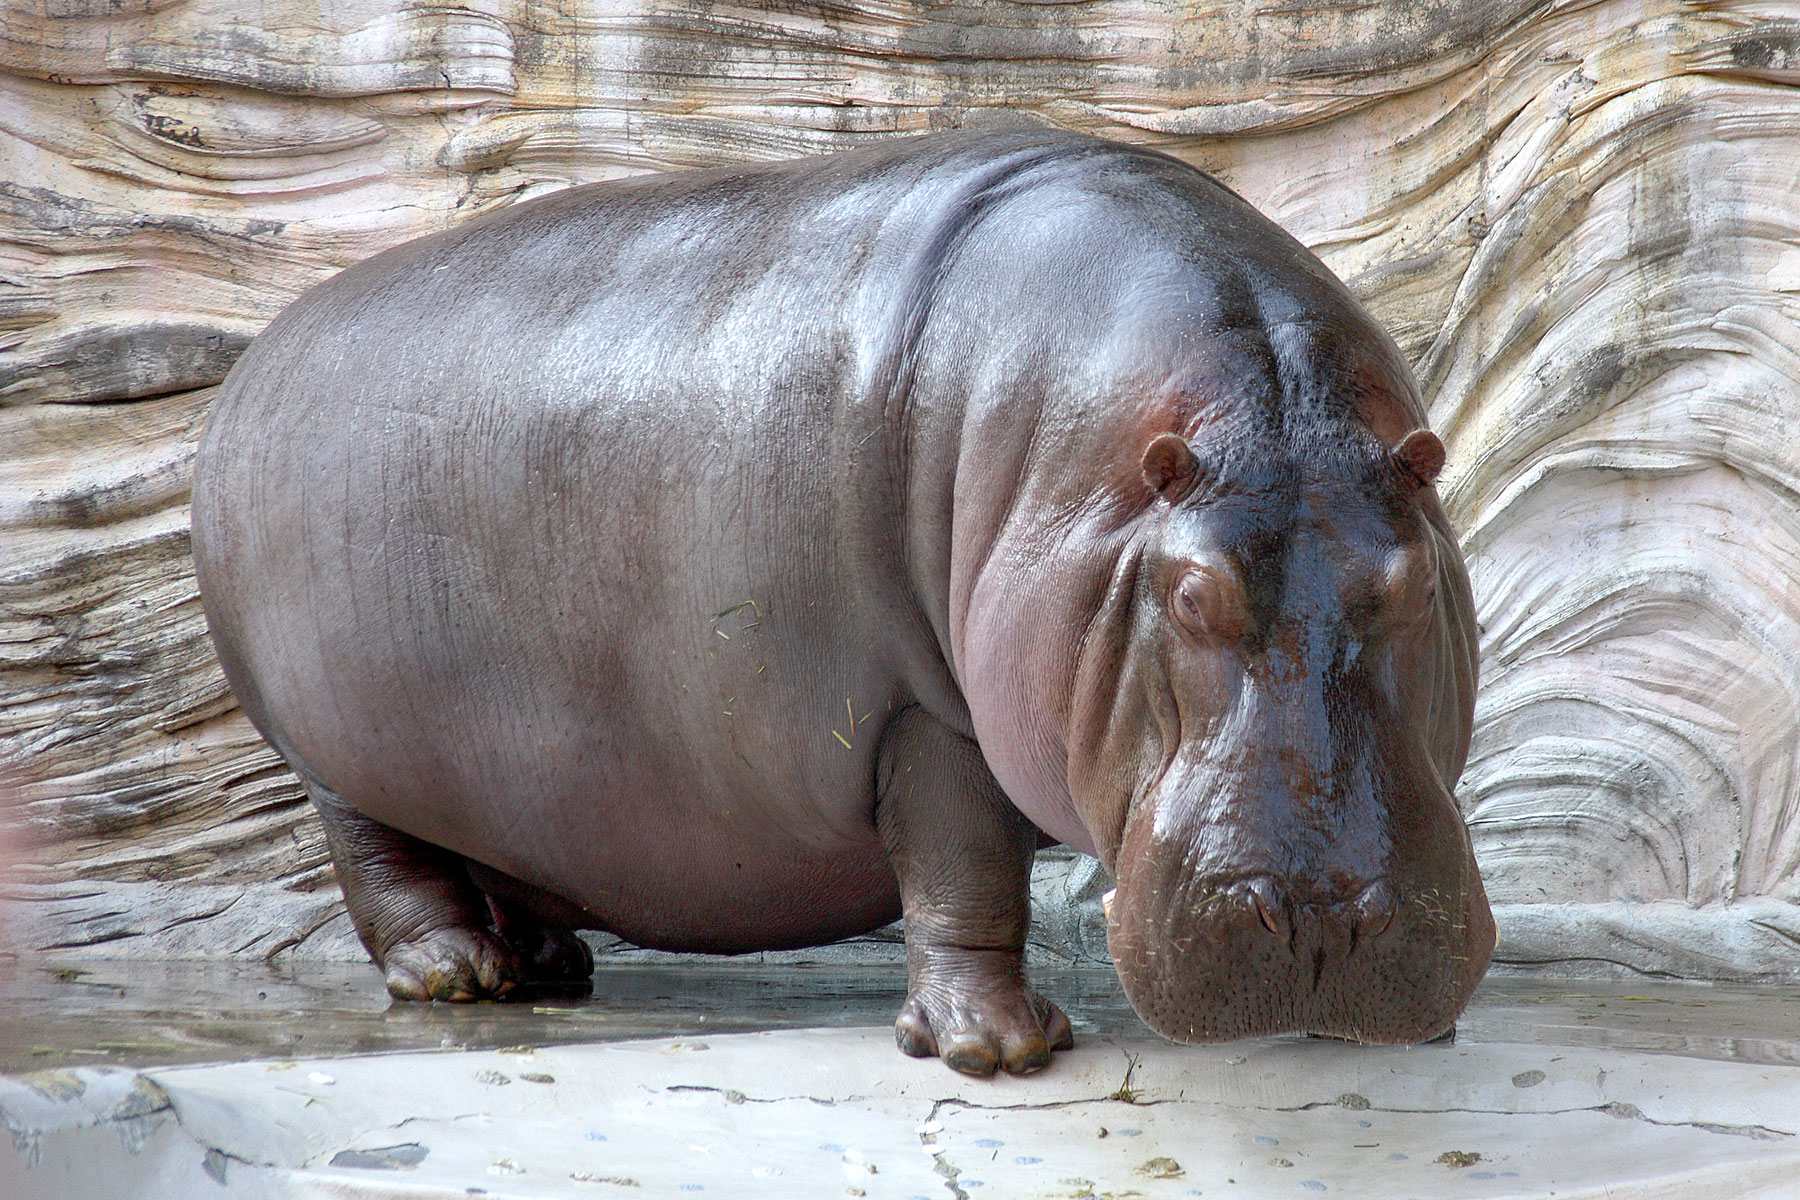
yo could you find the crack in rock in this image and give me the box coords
[173,1124,274,1176]
[918,1101,969,1200]
[921,1094,1164,1199]
[927,1094,1173,1116]
[1594,1101,1792,1141]
[1269,1098,1792,1140]
[393,1110,490,1129]
[660,1084,853,1106]
[933,1151,970,1200]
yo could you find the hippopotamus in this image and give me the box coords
[192,128,1493,1076]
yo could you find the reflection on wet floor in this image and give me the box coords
[3,956,1797,1073]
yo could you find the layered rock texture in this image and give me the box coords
[4,0,1799,979]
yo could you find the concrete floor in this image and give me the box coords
[3,960,1798,1198]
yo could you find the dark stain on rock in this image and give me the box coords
[1728,28,1799,72]
[0,321,253,404]
[1572,343,1625,402]
[140,110,204,147]
[329,1143,431,1170]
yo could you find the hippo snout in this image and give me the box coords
[1105,851,1494,1046]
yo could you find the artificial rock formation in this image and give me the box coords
[3,0,1799,980]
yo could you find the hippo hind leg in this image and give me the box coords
[308,782,590,1000]
[465,861,596,984]
[490,912,593,984]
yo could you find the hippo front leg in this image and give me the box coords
[876,707,1075,1076]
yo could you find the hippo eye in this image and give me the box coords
[1399,577,1436,631]
[1171,566,1245,641]
[1383,548,1437,628]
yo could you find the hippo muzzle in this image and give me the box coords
[1104,747,1494,1044]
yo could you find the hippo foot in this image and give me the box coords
[381,927,521,1002]
[505,924,594,983]
[894,984,1075,1077]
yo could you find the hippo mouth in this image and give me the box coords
[1102,869,1494,1045]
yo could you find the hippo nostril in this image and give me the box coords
[1242,876,1288,938]
[1349,880,1398,940]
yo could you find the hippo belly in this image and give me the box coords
[197,143,949,951]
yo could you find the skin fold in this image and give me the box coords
[192,129,1492,1077]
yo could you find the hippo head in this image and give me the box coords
[1065,421,1493,1045]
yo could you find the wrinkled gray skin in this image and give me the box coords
[193,130,1493,1076]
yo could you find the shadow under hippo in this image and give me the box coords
[192,128,1494,1076]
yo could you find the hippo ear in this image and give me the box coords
[1393,429,1446,488]
[1141,433,1201,500]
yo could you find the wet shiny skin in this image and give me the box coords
[193,129,1489,1075]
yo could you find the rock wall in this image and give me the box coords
[4,0,1799,979]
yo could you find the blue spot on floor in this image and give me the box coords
[963,1181,984,1188]
[1254,1136,1280,1145]
[1501,1172,1519,1178]
[1301,1182,1327,1192]
[1013,1156,1042,1165]
[972,1138,1004,1148]
[1470,1172,1496,1180]
[583,1132,606,1142]
[1115,1129,1142,1137]
[678,1187,703,1193]
[819,1144,845,1154]
[1356,1120,1372,1127]
[1387,1153,1408,1161]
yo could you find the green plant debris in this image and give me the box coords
[1109,1052,1142,1103]
[30,1046,112,1057]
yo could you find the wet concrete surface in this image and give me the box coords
[0,959,1137,1074]
[3,960,1798,1198]
[2,958,1796,1074]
